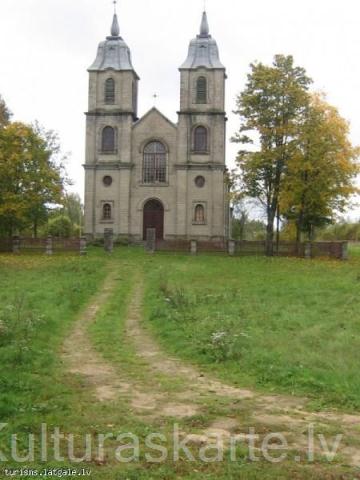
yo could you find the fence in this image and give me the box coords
[156,240,192,252]
[0,236,87,255]
[233,241,304,257]
[232,240,346,259]
[0,238,12,253]
[150,239,348,260]
[1,236,346,259]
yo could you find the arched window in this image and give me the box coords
[102,126,115,153]
[196,76,207,104]
[194,204,205,223]
[143,141,167,184]
[193,126,208,152]
[105,78,115,104]
[103,203,112,220]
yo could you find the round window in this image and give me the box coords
[195,176,205,188]
[103,175,113,187]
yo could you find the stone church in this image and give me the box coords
[84,9,229,242]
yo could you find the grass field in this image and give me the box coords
[0,247,359,479]
[145,246,360,410]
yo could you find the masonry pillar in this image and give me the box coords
[190,240,197,255]
[104,228,114,253]
[45,236,53,255]
[145,228,156,253]
[12,236,20,254]
[341,242,348,261]
[228,240,235,256]
[80,237,87,256]
[304,242,312,259]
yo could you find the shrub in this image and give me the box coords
[47,215,72,238]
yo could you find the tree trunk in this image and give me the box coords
[266,215,275,256]
[276,204,280,254]
[33,221,38,239]
[296,222,301,255]
[309,224,315,241]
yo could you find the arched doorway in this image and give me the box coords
[143,199,164,240]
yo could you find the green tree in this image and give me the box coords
[0,122,65,236]
[63,193,83,234]
[0,95,11,128]
[232,55,312,255]
[47,215,72,238]
[319,221,360,241]
[281,94,359,241]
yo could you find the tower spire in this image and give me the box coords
[111,1,120,37]
[199,10,209,37]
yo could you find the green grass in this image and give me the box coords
[350,242,360,257]
[86,249,357,478]
[1,247,359,479]
[145,248,360,411]
[0,251,109,455]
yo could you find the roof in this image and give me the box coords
[88,13,138,76]
[133,107,177,130]
[180,12,225,70]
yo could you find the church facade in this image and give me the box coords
[84,10,229,242]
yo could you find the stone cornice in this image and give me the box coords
[83,163,134,170]
[177,110,226,117]
[85,111,138,120]
[175,163,226,172]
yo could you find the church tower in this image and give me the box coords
[84,7,139,237]
[177,11,228,240]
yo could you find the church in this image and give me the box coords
[83,8,229,243]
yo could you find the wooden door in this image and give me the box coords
[143,199,164,240]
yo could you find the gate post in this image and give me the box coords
[341,241,348,261]
[80,236,87,256]
[228,240,235,256]
[46,236,53,255]
[145,228,156,253]
[12,236,20,254]
[190,240,197,255]
[304,242,312,259]
[104,229,114,254]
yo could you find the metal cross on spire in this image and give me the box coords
[113,0,117,13]
[152,93,159,105]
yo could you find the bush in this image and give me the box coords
[47,215,72,238]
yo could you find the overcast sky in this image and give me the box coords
[0,0,359,219]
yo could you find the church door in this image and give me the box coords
[143,199,164,240]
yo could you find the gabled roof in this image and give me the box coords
[133,107,177,130]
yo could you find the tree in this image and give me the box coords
[0,96,11,128]
[232,55,312,255]
[44,194,83,238]
[319,220,360,242]
[0,122,65,236]
[47,215,72,238]
[63,193,83,234]
[281,93,359,241]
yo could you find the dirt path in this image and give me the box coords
[63,270,360,467]
[62,270,129,402]
[125,275,360,466]
[62,269,196,417]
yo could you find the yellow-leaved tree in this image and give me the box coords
[280,93,360,242]
[0,121,65,237]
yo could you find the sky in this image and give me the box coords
[0,0,359,219]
